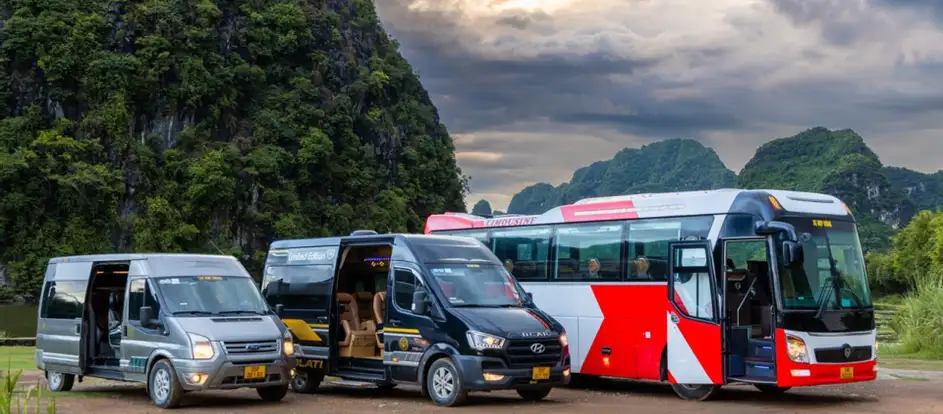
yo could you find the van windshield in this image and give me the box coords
[154,276,269,316]
[427,264,523,307]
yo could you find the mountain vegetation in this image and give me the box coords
[0,0,467,296]
[504,127,942,252]
[471,199,492,216]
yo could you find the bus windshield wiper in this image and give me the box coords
[172,310,215,316]
[814,277,835,319]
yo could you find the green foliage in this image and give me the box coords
[508,139,737,214]
[0,365,57,414]
[0,0,467,294]
[889,277,943,358]
[471,199,492,216]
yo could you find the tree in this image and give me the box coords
[471,199,492,216]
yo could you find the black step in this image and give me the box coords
[747,339,774,360]
[744,357,776,380]
[333,369,386,383]
[730,375,777,384]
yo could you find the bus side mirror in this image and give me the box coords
[274,304,284,316]
[139,306,154,327]
[783,241,802,265]
[412,290,428,315]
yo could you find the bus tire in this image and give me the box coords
[670,383,721,401]
[425,358,469,407]
[290,369,323,394]
[45,371,75,392]
[754,384,791,394]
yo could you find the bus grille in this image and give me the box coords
[223,340,279,355]
[505,338,562,368]
[814,346,872,363]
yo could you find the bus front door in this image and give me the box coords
[666,241,723,392]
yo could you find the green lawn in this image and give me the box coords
[880,355,943,371]
[0,346,35,372]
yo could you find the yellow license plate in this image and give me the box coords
[244,365,266,380]
[532,367,550,380]
[840,367,854,379]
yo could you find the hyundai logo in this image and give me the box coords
[841,344,852,360]
[530,343,546,354]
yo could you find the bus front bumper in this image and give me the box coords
[454,355,571,391]
[778,359,877,387]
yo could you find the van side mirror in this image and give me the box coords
[274,304,284,316]
[139,306,155,327]
[525,291,534,302]
[411,290,428,315]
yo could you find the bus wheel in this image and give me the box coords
[670,383,721,401]
[754,384,791,394]
[46,371,75,392]
[291,369,323,394]
[425,358,469,407]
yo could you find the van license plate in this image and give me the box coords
[244,366,266,380]
[532,367,550,380]
[840,367,853,379]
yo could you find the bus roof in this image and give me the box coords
[425,188,853,232]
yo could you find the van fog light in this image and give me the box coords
[187,373,207,385]
[483,372,505,382]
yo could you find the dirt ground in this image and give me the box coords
[17,371,942,414]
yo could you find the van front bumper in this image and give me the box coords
[173,355,296,391]
[454,355,570,391]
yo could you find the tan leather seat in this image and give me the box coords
[355,291,375,324]
[373,292,385,325]
[337,292,377,358]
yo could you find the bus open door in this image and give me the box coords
[666,241,724,401]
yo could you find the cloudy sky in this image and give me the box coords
[375,0,943,212]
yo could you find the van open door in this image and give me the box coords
[666,241,723,401]
[261,241,341,393]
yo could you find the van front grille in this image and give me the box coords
[505,338,562,368]
[223,340,279,355]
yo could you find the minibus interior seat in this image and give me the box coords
[337,293,377,358]
[354,291,375,325]
[86,263,129,364]
[372,292,385,348]
[747,260,773,338]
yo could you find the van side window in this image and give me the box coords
[393,270,424,312]
[40,281,86,319]
[128,279,161,322]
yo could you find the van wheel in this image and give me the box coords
[46,371,75,392]
[670,383,722,401]
[754,384,791,394]
[291,370,323,394]
[257,384,289,402]
[517,387,552,401]
[148,360,184,409]
[425,358,468,407]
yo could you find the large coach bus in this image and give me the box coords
[424,189,877,401]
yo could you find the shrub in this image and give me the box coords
[0,365,57,414]
[890,273,943,358]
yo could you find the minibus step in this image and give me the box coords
[329,379,381,389]
[333,368,387,383]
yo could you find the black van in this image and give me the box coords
[260,232,570,406]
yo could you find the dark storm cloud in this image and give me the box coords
[374,0,943,210]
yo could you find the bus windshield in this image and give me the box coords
[427,264,524,307]
[779,218,872,310]
[155,276,270,316]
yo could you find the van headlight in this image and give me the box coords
[786,335,809,363]
[282,330,295,356]
[466,330,505,350]
[559,332,568,347]
[188,333,215,360]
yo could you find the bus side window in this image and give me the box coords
[491,227,552,281]
[627,216,714,281]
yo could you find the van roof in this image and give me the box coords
[48,253,238,264]
[268,233,475,250]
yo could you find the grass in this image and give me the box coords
[0,347,35,372]
[886,278,943,359]
[1,365,57,413]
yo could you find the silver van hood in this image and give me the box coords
[173,315,282,342]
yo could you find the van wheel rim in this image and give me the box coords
[293,372,307,388]
[48,372,61,389]
[152,369,171,402]
[432,367,454,399]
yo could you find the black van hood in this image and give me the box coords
[450,307,557,337]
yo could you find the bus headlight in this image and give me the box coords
[466,331,505,350]
[283,330,295,356]
[188,333,215,360]
[786,335,809,363]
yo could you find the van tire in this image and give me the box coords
[517,387,552,401]
[425,358,468,407]
[290,370,323,394]
[46,371,75,392]
[257,384,289,402]
[148,360,184,409]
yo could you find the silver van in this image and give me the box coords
[34,254,297,409]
